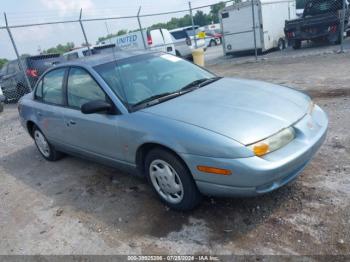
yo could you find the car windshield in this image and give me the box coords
[94,53,215,110]
[303,0,343,17]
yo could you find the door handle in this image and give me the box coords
[37,112,43,117]
[69,120,76,125]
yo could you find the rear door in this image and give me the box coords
[35,67,67,145]
[61,67,123,160]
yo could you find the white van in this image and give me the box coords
[170,26,206,58]
[105,28,176,55]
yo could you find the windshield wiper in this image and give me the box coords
[132,77,222,111]
[180,77,222,92]
[198,76,222,87]
[132,92,181,110]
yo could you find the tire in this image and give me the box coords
[293,40,302,50]
[278,39,285,51]
[33,126,64,161]
[145,148,202,211]
[0,103,3,113]
[209,40,216,47]
[175,50,181,57]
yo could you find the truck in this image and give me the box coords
[285,0,350,49]
[103,28,176,55]
[220,0,296,55]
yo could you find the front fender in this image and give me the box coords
[119,112,254,164]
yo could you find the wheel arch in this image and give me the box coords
[26,120,36,138]
[135,142,190,177]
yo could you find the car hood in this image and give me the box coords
[141,78,310,145]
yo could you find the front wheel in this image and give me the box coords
[33,126,64,161]
[145,148,202,211]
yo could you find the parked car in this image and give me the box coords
[18,51,328,211]
[170,26,206,58]
[0,54,63,102]
[0,84,4,112]
[221,0,296,55]
[285,0,350,49]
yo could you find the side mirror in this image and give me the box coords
[81,100,112,114]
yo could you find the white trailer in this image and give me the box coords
[220,0,296,55]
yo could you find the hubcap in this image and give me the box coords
[34,130,50,158]
[149,160,184,204]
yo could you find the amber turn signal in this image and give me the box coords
[197,166,232,175]
[252,143,270,156]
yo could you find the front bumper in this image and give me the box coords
[181,105,328,197]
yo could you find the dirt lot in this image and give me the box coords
[0,53,349,256]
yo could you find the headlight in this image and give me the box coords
[248,127,295,157]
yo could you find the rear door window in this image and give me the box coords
[42,68,66,105]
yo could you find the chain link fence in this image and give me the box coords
[0,0,349,103]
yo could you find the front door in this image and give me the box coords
[61,67,123,161]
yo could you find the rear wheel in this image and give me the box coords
[209,40,216,47]
[33,126,64,161]
[145,148,202,211]
[293,40,302,50]
[175,50,181,57]
[0,102,3,112]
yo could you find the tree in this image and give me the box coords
[97,29,128,44]
[0,58,8,69]
[44,42,75,54]
[193,11,211,27]
[210,2,226,23]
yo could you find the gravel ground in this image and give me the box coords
[0,52,349,256]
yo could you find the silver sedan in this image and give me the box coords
[18,51,328,210]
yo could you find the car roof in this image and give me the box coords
[58,49,155,68]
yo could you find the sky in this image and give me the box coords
[0,0,222,59]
